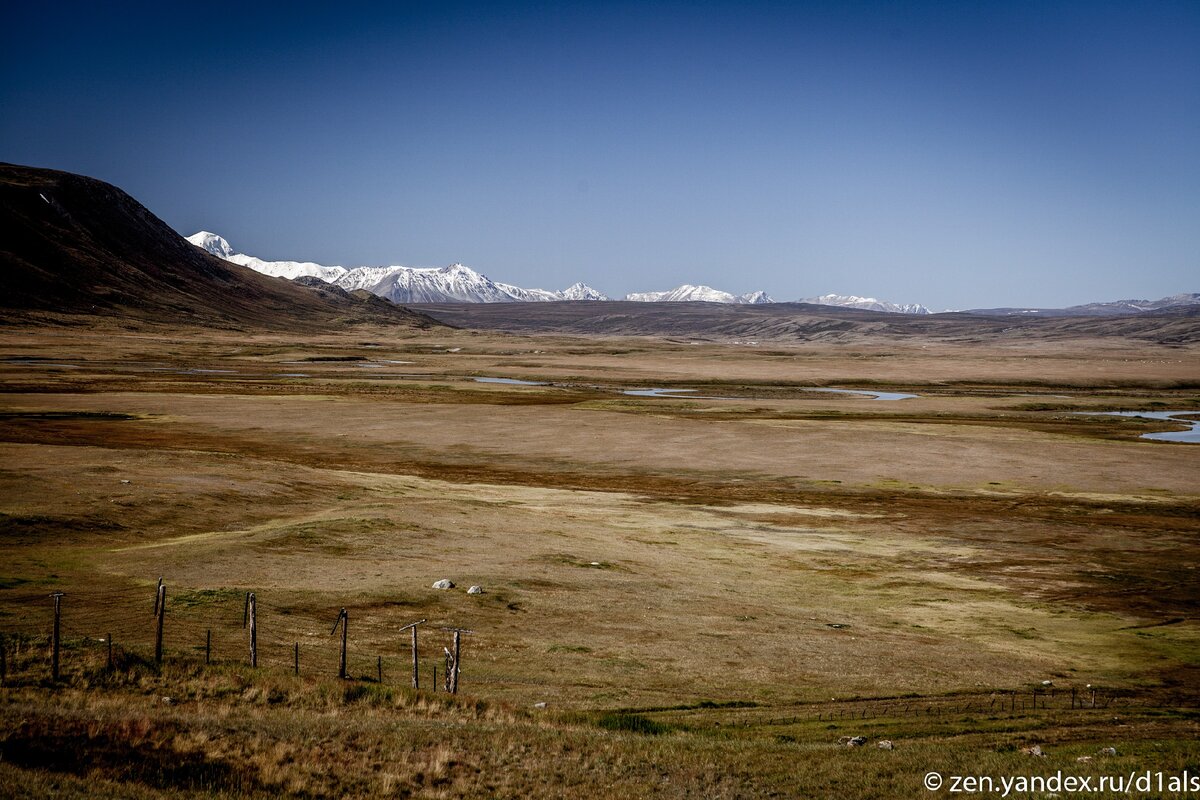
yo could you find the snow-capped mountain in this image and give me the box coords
[800,294,932,315]
[559,282,610,301]
[187,232,609,303]
[625,285,773,304]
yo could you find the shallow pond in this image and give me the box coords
[623,387,918,401]
[474,377,548,386]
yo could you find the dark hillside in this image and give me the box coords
[0,163,440,330]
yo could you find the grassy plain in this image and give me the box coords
[0,322,1197,797]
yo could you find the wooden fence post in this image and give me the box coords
[377,655,382,684]
[440,627,472,695]
[1,633,7,685]
[153,579,165,666]
[294,642,299,676]
[331,608,348,679]
[107,632,113,671]
[205,629,211,665]
[399,619,426,690]
[243,592,257,668]
[51,592,64,681]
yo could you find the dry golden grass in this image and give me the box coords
[1,322,1197,796]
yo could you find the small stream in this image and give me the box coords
[1079,410,1200,443]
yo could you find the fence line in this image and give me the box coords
[0,581,481,694]
[1,581,1191,714]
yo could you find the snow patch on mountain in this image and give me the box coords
[801,294,932,315]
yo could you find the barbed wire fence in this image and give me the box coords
[2,581,1187,716]
[0,580,513,694]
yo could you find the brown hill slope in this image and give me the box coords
[411,300,1200,345]
[0,163,440,330]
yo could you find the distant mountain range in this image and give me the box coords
[967,294,1200,317]
[625,285,773,304]
[187,232,610,304]
[799,294,932,314]
[189,231,1198,318]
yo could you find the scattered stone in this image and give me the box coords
[838,735,868,747]
[533,701,547,709]
[1097,746,1117,757]
[826,623,849,629]
[1076,756,1093,763]
[431,579,455,590]
[120,479,131,484]
[1020,745,1045,757]
[1041,680,1053,686]
[161,696,172,705]
[467,585,483,595]
[589,561,601,566]
[876,740,895,750]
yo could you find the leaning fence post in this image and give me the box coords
[51,592,64,681]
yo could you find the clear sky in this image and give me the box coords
[2,1,1197,309]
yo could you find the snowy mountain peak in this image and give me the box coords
[187,231,234,258]
[560,282,610,301]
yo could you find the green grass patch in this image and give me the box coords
[593,712,672,736]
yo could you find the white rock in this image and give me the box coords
[431,579,455,590]
[467,585,483,595]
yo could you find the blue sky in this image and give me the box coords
[2,1,1197,308]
